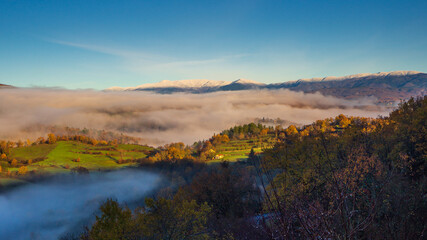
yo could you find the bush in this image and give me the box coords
[18,166,28,175]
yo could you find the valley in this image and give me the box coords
[1,1,426,239]
[0,96,425,239]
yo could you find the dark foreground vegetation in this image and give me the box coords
[64,96,426,239]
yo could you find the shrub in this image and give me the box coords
[18,166,28,175]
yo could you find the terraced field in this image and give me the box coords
[212,134,276,162]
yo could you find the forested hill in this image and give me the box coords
[79,96,426,239]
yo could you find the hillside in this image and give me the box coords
[0,140,153,186]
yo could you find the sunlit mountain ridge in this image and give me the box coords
[106,71,427,103]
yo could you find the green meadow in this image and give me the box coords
[0,135,275,184]
[4,141,153,176]
[10,143,56,161]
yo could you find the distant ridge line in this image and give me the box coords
[107,70,424,91]
[105,70,427,103]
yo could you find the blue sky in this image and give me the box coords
[1,0,426,89]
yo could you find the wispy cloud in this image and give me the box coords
[46,39,248,75]
[47,39,164,61]
[152,54,249,68]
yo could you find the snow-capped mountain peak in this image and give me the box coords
[295,70,423,83]
[232,78,265,85]
[105,71,425,103]
[107,79,232,91]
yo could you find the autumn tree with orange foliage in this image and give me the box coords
[18,166,28,175]
[210,134,230,145]
[149,142,194,162]
[47,133,57,144]
[11,159,18,167]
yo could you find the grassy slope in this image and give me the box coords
[10,144,57,161]
[5,135,274,172]
[4,141,152,175]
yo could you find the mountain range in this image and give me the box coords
[107,71,427,103]
[107,78,264,92]
[1,71,425,103]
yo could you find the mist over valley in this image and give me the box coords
[0,87,388,146]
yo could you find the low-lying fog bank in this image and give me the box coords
[0,88,389,145]
[0,169,160,240]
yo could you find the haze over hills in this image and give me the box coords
[107,71,427,103]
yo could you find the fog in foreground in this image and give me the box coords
[0,170,160,240]
[0,89,389,145]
